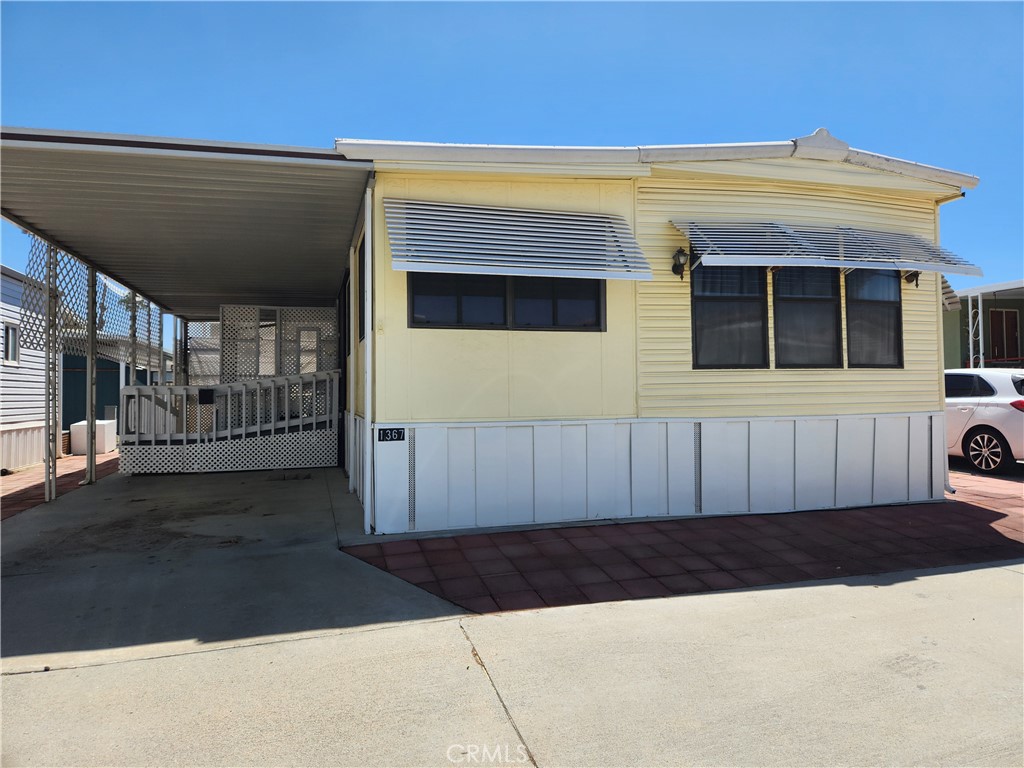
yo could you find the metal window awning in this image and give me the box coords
[674,221,982,277]
[384,198,652,280]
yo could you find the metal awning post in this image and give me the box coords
[171,316,179,385]
[348,247,356,494]
[43,244,57,501]
[158,310,164,383]
[129,291,138,385]
[967,295,975,368]
[363,183,375,534]
[182,319,189,385]
[84,267,97,485]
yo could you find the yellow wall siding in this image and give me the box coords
[373,173,639,423]
[636,176,944,418]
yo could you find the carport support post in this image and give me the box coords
[362,182,374,534]
[157,309,164,384]
[348,247,356,493]
[129,291,138,385]
[43,244,57,501]
[84,267,97,485]
[181,319,189,385]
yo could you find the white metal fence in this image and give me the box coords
[119,370,340,474]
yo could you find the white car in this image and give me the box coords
[945,368,1024,473]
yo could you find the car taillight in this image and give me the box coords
[1011,400,1024,412]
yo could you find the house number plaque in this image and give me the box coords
[377,428,406,442]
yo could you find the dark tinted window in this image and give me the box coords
[409,273,505,327]
[357,239,366,340]
[846,270,902,367]
[976,376,996,397]
[409,274,603,331]
[513,277,600,329]
[691,264,767,368]
[945,374,996,398]
[774,268,841,368]
[945,374,976,398]
[1013,375,1024,396]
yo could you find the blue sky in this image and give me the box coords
[2,1,1022,290]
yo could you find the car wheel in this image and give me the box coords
[962,427,1013,474]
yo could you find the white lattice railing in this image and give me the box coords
[121,370,340,447]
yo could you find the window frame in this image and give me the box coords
[690,264,769,370]
[2,323,20,365]
[406,273,607,332]
[844,270,904,369]
[772,267,844,369]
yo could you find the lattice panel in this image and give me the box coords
[279,307,338,375]
[219,305,260,383]
[119,445,186,475]
[20,234,161,365]
[188,322,221,385]
[119,431,338,475]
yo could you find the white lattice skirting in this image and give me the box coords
[120,430,338,474]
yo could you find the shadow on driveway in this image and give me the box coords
[1,468,463,670]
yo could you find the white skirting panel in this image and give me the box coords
[371,412,946,535]
[1,422,46,471]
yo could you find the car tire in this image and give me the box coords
[962,427,1014,474]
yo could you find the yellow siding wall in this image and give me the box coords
[373,174,638,423]
[636,169,944,417]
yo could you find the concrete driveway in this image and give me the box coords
[1,468,463,671]
[2,467,1022,767]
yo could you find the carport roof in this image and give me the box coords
[0,128,371,320]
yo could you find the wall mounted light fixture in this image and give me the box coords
[671,247,689,280]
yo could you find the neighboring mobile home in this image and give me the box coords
[1,265,46,470]
[0,127,982,533]
[943,279,1024,369]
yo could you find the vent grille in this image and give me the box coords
[694,422,702,515]
[408,429,416,530]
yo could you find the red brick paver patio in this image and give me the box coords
[1,452,121,520]
[344,467,1024,614]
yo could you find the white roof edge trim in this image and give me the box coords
[844,149,978,190]
[1,138,374,171]
[1,126,344,159]
[336,128,978,189]
[955,279,1024,297]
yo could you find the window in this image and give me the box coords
[512,277,601,329]
[773,267,842,368]
[408,274,604,331]
[357,238,366,341]
[945,373,996,398]
[846,270,902,367]
[3,324,19,364]
[691,264,767,368]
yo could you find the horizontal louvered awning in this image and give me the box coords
[675,221,982,277]
[384,198,651,280]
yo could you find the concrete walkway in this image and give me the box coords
[3,563,1021,767]
[1,451,121,520]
